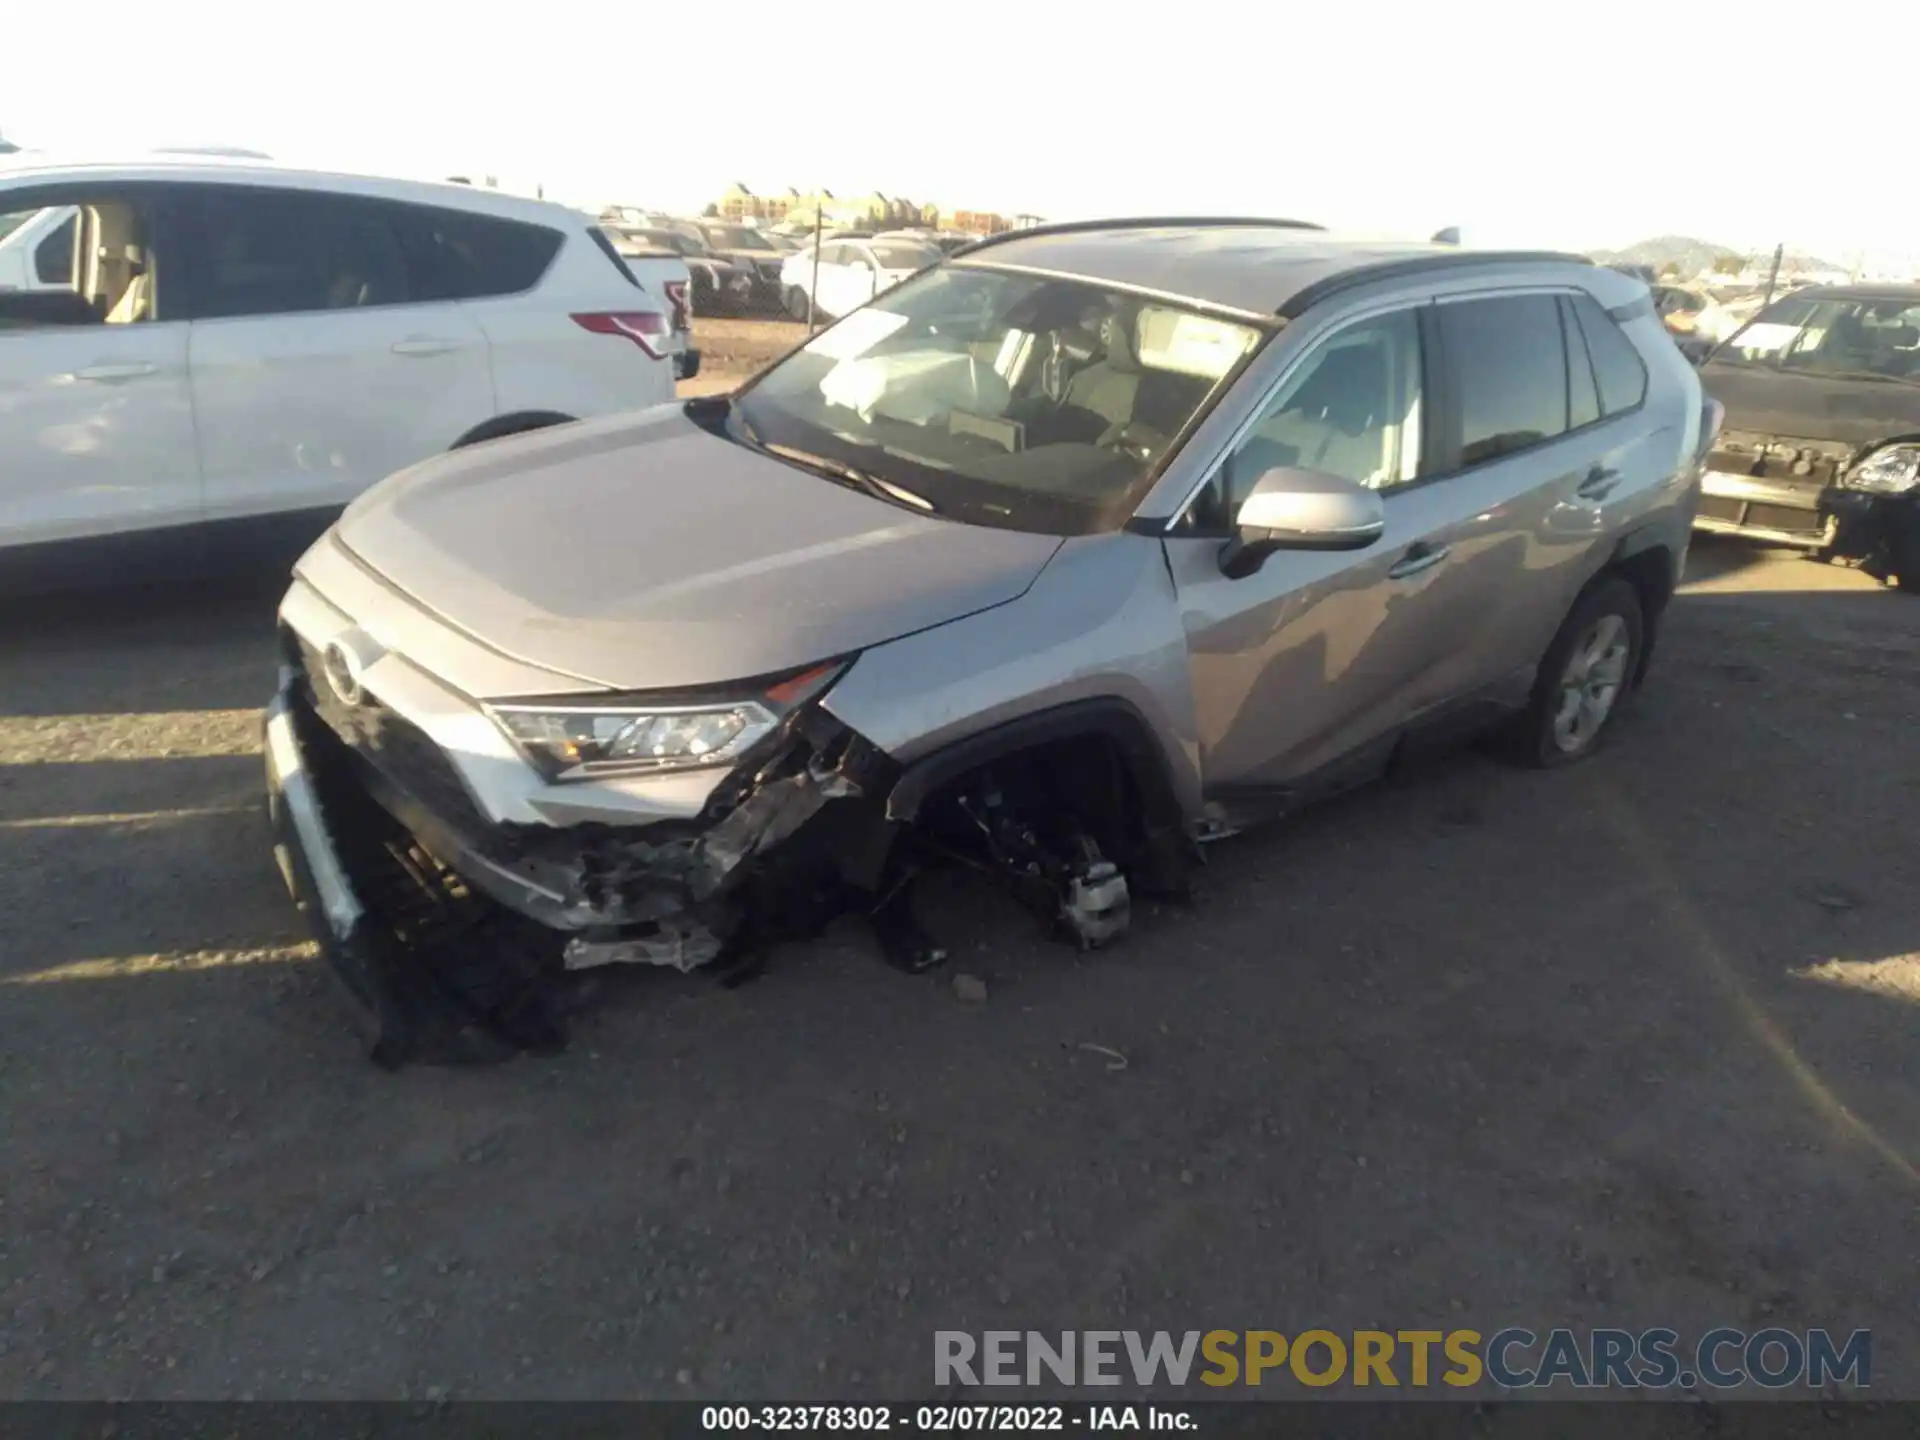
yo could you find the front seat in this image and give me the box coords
[105,244,153,324]
[1254,344,1389,482]
[1059,308,1143,438]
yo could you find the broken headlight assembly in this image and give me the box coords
[1840,444,1920,495]
[485,662,847,782]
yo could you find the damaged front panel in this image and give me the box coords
[274,632,1170,1065]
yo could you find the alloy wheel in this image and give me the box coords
[1550,613,1632,754]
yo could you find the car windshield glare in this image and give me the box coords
[1721,296,1920,381]
[733,265,1265,535]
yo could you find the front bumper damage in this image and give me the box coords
[1695,430,1920,575]
[1695,430,1847,548]
[265,639,1161,1065]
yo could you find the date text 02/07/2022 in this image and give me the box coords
[699,1404,1194,1432]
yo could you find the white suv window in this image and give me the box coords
[190,190,412,318]
[180,187,566,319]
[0,193,169,329]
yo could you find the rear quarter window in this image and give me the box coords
[394,205,563,301]
[586,225,641,288]
[1569,292,1648,415]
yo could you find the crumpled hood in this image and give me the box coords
[334,405,1062,692]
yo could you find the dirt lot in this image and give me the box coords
[677,316,805,397]
[3,375,1919,1399]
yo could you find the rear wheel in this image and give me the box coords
[1891,513,1920,593]
[785,286,812,321]
[1502,577,1645,768]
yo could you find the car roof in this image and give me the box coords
[0,155,587,227]
[1789,283,1920,303]
[952,219,1590,319]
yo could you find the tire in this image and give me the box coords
[1501,576,1646,768]
[785,286,812,321]
[450,412,573,450]
[1891,515,1920,594]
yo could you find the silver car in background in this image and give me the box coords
[263,218,1716,1063]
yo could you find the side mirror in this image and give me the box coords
[1219,467,1385,579]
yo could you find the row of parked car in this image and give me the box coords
[596,208,966,321]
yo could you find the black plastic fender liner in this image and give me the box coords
[884,697,1188,833]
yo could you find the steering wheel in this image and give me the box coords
[1100,422,1161,462]
[1041,333,1072,406]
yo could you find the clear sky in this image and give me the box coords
[5,0,1914,268]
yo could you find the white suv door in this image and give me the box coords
[180,184,497,534]
[0,185,200,574]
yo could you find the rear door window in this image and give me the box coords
[1568,292,1648,414]
[390,205,562,301]
[186,188,412,318]
[1437,294,1569,465]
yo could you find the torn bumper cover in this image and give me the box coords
[263,655,899,1063]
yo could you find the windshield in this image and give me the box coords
[732,265,1266,535]
[870,242,940,272]
[706,226,765,249]
[1718,295,1920,381]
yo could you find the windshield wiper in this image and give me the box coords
[760,442,937,513]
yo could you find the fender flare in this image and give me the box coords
[451,411,576,450]
[883,697,1186,832]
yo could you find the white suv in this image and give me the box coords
[0,157,681,592]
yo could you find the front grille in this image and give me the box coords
[1708,432,1849,489]
[1745,502,1826,535]
[292,634,490,839]
[1699,496,1745,524]
[1697,496,1826,538]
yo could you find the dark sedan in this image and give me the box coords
[1694,284,1920,591]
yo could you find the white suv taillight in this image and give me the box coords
[571,310,671,360]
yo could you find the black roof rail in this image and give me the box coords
[1275,249,1593,318]
[950,215,1324,259]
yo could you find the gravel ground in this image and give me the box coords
[3,443,1918,1399]
[677,316,805,398]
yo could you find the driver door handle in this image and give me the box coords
[1388,541,1451,580]
[391,336,463,357]
[1578,464,1621,501]
[73,361,158,383]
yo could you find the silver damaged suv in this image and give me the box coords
[264,218,1718,1062]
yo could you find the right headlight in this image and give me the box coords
[486,661,847,782]
[1841,444,1920,495]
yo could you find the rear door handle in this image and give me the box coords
[1387,541,1451,580]
[390,337,462,357]
[1577,464,1622,501]
[73,362,157,382]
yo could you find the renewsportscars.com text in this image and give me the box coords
[934,1328,1871,1391]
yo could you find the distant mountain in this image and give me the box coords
[1590,234,1840,277]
